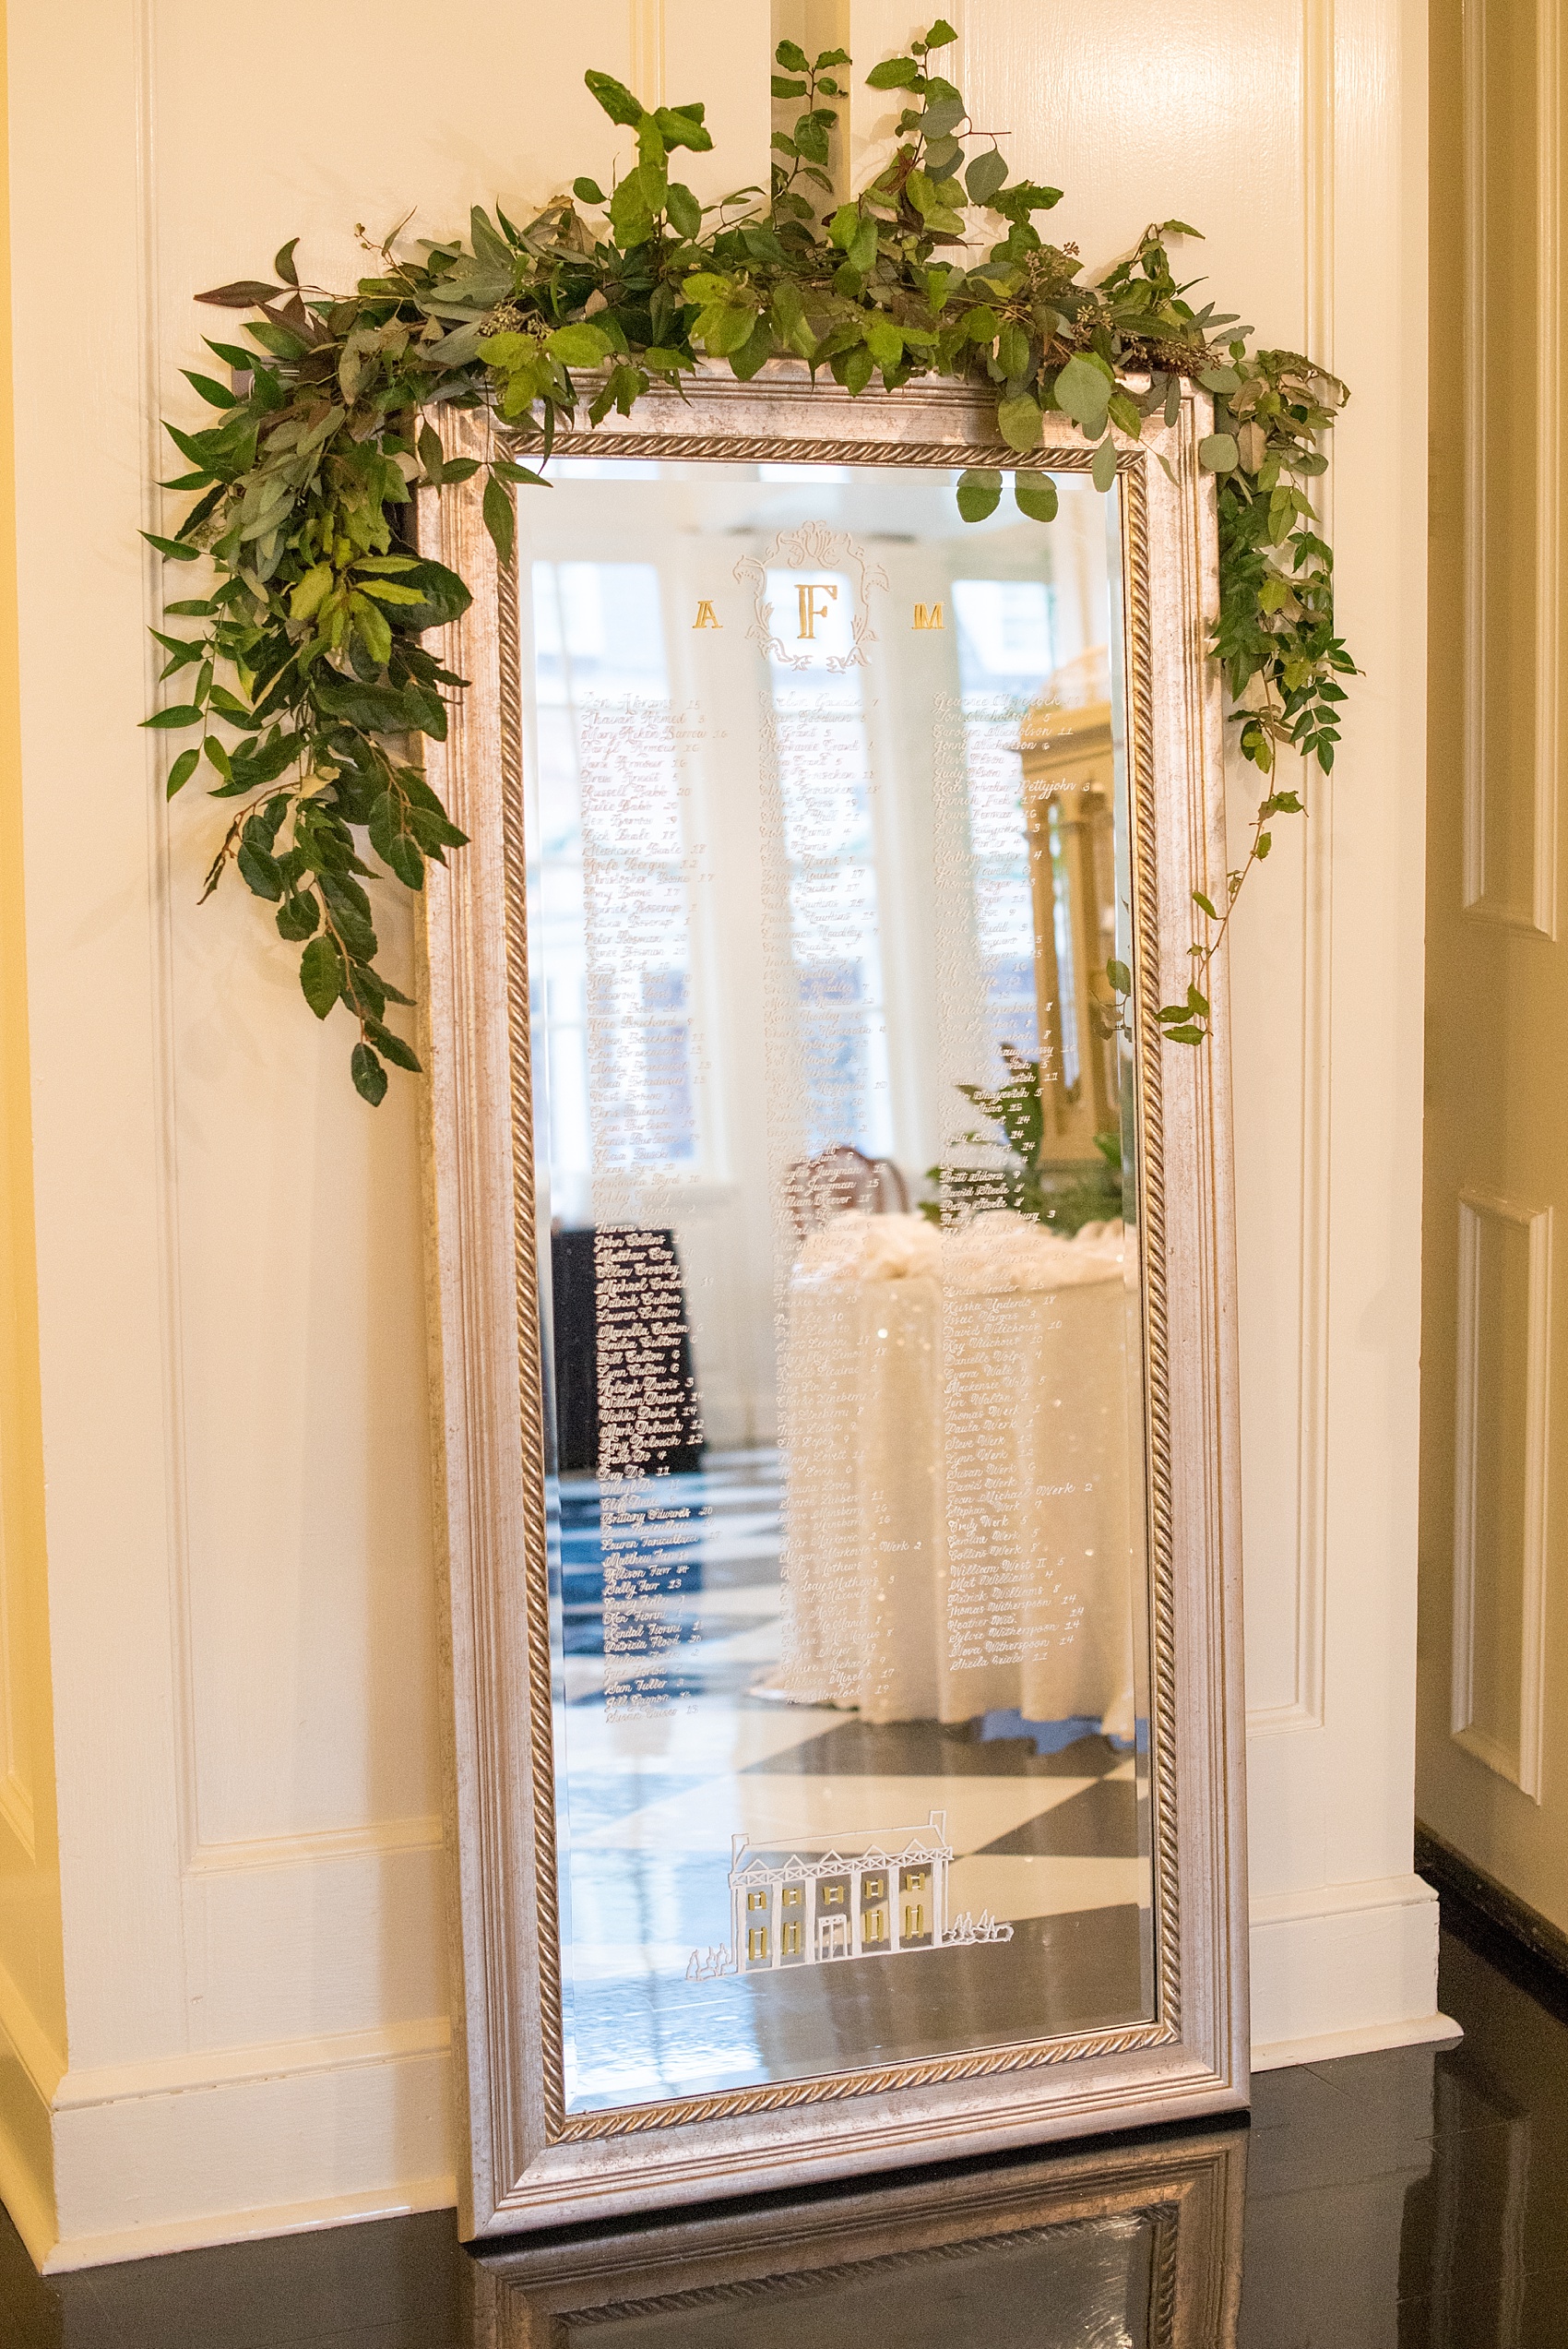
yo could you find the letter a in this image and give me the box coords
[692,599,721,629]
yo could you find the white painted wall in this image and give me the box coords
[0,0,1434,2271]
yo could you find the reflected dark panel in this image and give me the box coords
[477,2128,1246,2349]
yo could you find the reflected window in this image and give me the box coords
[533,560,701,1213]
[768,567,892,1158]
[952,578,1051,1078]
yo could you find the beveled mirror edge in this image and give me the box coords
[419,365,1248,2241]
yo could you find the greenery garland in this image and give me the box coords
[143,22,1353,1105]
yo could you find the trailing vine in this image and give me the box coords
[144,22,1353,1103]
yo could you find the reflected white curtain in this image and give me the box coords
[776,1211,1142,1736]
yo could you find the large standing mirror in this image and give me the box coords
[422,371,1246,2238]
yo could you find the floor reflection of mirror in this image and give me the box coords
[478,2127,1246,2346]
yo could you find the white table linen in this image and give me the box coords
[775,1210,1143,1736]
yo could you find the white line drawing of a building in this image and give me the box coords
[683,1811,1016,1980]
[731,1811,950,1972]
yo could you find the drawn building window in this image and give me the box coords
[822,1883,845,1907]
[747,1926,768,1961]
[747,1890,768,1913]
[782,1922,802,1956]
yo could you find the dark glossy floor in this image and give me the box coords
[4,1884,1567,2346]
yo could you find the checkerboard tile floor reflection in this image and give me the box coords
[552,1450,1154,2113]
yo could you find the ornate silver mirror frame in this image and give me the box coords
[419,368,1247,2241]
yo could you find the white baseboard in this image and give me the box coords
[40,2018,455,2271]
[1253,2009,1462,2071]
[42,2172,457,2273]
[1249,1870,1447,2065]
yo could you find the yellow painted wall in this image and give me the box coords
[0,0,67,2265]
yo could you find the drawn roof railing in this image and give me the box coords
[730,1811,951,1874]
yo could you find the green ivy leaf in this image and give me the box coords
[1091,435,1119,493]
[300,936,344,1019]
[142,531,202,564]
[842,344,875,397]
[276,892,319,941]
[166,745,201,798]
[996,394,1042,452]
[291,563,335,621]
[350,1042,388,1105]
[865,55,920,87]
[965,149,1009,206]
[546,322,613,367]
[864,318,904,369]
[238,840,283,901]
[666,182,702,240]
[482,473,515,566]
[584,68,643,125]
[1199,432,1239,471]
[1052,352,1112,438]
[1014,471,1059,523]
[364,1016,422,1073]
[610,173,656,246]
[956,467,1003,521]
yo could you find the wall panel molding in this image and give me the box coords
[184,1816,443,1877]
[53,2012,449,2113]
[0,1514,35,1858]
[1531,0,1561,941]
[1461,0,1558,939]
[1451,1191,1552,1799]
[1244,0,1336,1738]
[1460,0,1489,916]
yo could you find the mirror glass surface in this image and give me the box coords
[517,457,1155,2114]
